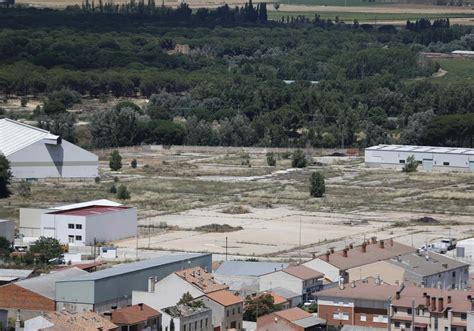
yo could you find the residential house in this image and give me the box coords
[133,266,228,310]
[316,278,395,329]
[24,310,118,331]
[110,303,161,331]
[271,287,304,308]
[304,238,416,283]
[260,265,324,302]
[199,290,244,330]
[161,304,212,331]
[257,307,325,331]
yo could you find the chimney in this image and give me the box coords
[325,251,330,262]
[342,248,348,258]
[447,296,451,304]
[338,277,344,290]
[138,303,144,311]
[361,242,367,253]
[379,240,384,249]
[438,298,443,312]
[395,291,400,300]
[425,294,430,308]
[330,248,335,254]
[442,263,448,269]
[431,297,436,311]
[148,277,155,293]
[349,243,353,249]
[371,237,377,244]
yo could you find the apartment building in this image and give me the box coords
[199,290,244,330]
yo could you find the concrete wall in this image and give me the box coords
[259,272,302,297]
[365,149,474,172]
[8,139,98,179]
[0,220,15,242]
[40,208,137,246]
[132,273,205,310]
[56,254,212,313]
[347,261,405,285]
[19,208,47,237]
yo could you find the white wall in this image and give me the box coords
[132,273,205,310]
[0,220,15,242]
[41,213,86,245]
[19,208,48,237]
[259,271,302,295]
[24,316,54,331]
[8,139,98,179]
[304,258,339,282]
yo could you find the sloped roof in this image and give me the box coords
[206,290,243,306]
[274,307,311,322]
[366,144,474,156]
[175,266,228,293]
[315,278,397,302]
[271,287,301,300]
[0,268,33,279]
[282,265,323,280]
[111,304,160,325]
[43,310,117,330]
[215,261,288,277]
[0,118,59,156]
[16,267,87,300]
[50,199,122,211]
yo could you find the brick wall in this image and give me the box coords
[354,307,388,328]
[318,305,353,326]
[0,284,55,311]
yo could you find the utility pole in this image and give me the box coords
[299,217,302,262]
[225,236,228,261]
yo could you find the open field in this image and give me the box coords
[3,146,474,261]
[431,57,474,85]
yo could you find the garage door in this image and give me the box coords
[423,159,433,171]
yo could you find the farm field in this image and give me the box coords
[3,146,474,260]
[432,57,474,85]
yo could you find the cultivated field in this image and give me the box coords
[4,146,473,261]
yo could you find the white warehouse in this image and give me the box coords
[0,118,98,179]
[365,144,474,172]
[40,204,137,246]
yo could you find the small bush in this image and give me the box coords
[266,152,276,166]
[109,184,117,194]
[310,172,325,197]
[18,181,31,198]
[402,155,418,173]
[20,97,28,107]
[114,176,119,183]
[109,150,122,171]
[116,184,131,200]
[94,176,101,184]
[131,159,137,169]
[292,149,307,168]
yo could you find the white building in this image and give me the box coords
[0,118,98,179]
[365,144,474,172]
[19,199,123,238]
[456,238,474,261]
[161,305,212,331]
[0,219,15,243]
[40,204,136,246]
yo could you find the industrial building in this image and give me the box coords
[55,253,212,313]
[19,199,123,238]
[0,118,98,179]
[365,144,474,172]
[0,219,15,243]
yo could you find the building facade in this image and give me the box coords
[0,118,98,179]
[161,304,212,331]
[0,219,15,243]
[200,290,244,330]
[365,144,474,172]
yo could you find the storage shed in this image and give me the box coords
[365,144,474,172]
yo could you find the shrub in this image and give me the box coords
[109,150,122,171]
[94,176,101,184]
[116,184,131,199]
[310,172,325,197]
[291,149,307,168]
[131,159,137,169]
[20,97,28,107]
[109,184,117,194]
[18,181,31,198]
[402,155,418,173]
[266,152,276,166]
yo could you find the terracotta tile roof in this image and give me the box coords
[44,311,117,331]
[111,304,160,325]
[282,265,323,280]
[206,290,243,306]
[315,278,397,302]
[258,291,287,306]
[175,267,228,293]
[274,308,311,322]
[317,240,416,271]
[392,286,474,314]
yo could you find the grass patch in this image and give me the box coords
[221,205,251,214]
[275,0,395,6]
[195,224,243,232]
[432,58,474,85]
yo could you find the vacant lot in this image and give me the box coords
[3,146,472,260]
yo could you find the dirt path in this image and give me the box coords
[432,68,449,78]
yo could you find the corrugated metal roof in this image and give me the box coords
[46,205,131,216]
[0,118,59,156]
[214,261,288,277]
[366,144,474,155]
[0,268,33,279]
[271,287,301,299]
[293,315,326,327]
[57,253,209,282]
[51,199,122,211]
[16,267,87,300]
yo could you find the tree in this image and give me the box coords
[131,159,137,168]
[310,172,325,197]
[109,184,117,194]
[0,236,12,259]
[0,155,12,199]
[109,150,122,171]
[18,181,31,198]
[21,96,28,107]
[243,294,277,322]
[402,155,418,173]
[291,149,307,168]
[178,292,193,305]
[266,152,276,166]
[30,237,64,263]
[42,100,67,116]
[116,184,130,199]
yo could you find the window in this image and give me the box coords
[394,322,400,328]
[200,320,202,329]
[205,318,208,327]
[360,314,366,322]
[68,224,74,229]
[393,307,397,313]
[238,306,241,314]
[405,322,411,328]
[407,308,412,315]
[461,313,467,320]
[75,235,82,241]
[68,235,74,243]
[194,321,197,330]
[399,160,406,164]
[452,271,456,277]
[333,312,349,321]
[184,325,186,331]
[443,162,450,166]
[232,308,235,315]
[76,224,82,229]
[372,315,388,323]
[226,309,229,317]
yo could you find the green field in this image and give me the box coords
[268,10,474,22]
[275,0,474,5]
[432,58,474,85]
